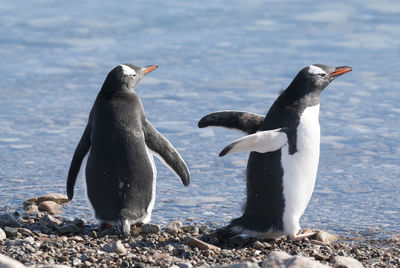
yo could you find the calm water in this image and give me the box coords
[0,1,399,239]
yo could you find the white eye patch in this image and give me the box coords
[120,64,137,76]
[308,65,326,75]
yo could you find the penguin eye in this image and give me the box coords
[318,73,326,78]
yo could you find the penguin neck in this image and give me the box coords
[281,80,321,108]
[100,83,137,96]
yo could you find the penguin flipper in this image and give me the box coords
[219,128,288,157]
[66,123,91,200]
[198,111,265,134]
[143,120,190,186]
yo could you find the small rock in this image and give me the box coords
[39,214,62,229]
[83,261,92,267]
[153,253,172,261]
[253,241,265,249]
[187,237,220,251]
[21,236,35,245]
[3,226,19,238]
[36,265,72,268]
[0,228,6,240]
[366,257,381,265]
[0,253,26,268]
[72,258,82,266]
[0,213,21,228]
[221,249,234,258]
[330,256,364,268]
[57,223,79,234]
[103,240,127,255]
[164,244,175,252]
[69,235,84,243]
[182,225,199,235]
[164,220,182,234]
[141,223,160,234]
[199,225,210,234]
[72,218,85,228]
[24,204,38,213]
[176,262,192,268]
[263,242,273,248]
[214,262,260,268]
[80,254,88,262]
[38,201,62,214]
[262,251,330,268]
[24,193,69,206]
[312,230,340,244]
[19,228,34,237]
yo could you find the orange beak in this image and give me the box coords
[329,66,352,77]
[143,65,158,75]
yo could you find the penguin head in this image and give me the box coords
[297,64,352,93]
[286,64,352,98]
[101,63,158,92]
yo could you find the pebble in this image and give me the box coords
[221,249,234,257]
[102,240,127,255]
[0,228,6,240]
[57,223,79,234]
[0,210,398,267]
[140,223,160,234]
[72,258,82,266]
[175,262,192,268]
[38,201,62,215]
[23,193,69,206]
[0,253,26,268]
[3,226,19,238]
[164,220,182,234]
[0,213,21,228]
[187,237,220,251]
[330,255,364,268]
[312,230,340,244]
[214,262,260,268]
[164,244,175,252]
[262,250,330,267]
[24,204,38,214]
[39,215,62,229]
[199,225,210,234]
[253,241,264,250]
[366,257,381,265]
[153,252,172,261]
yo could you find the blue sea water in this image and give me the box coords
[0,1,399,239]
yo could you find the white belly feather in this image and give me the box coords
[142,147,157,223]
[281,104,320,236]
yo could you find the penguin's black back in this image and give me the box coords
[86,90,154,222]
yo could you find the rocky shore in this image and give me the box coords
[0,195,399,267]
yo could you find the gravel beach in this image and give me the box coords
[0,205,399,268]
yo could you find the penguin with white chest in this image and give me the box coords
[67,64,190,237]
[199,64,351,240]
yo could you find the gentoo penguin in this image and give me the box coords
[67,64,190,237]
[198,64,351,240]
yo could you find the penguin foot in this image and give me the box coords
[100,222,113,230]
[290,229,316,241]
[119,220,131,238]
[215,224,239,242]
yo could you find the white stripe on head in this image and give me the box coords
[308,65,325,75]
[120,64,137,76]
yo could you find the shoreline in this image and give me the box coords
[1,210,399,267]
